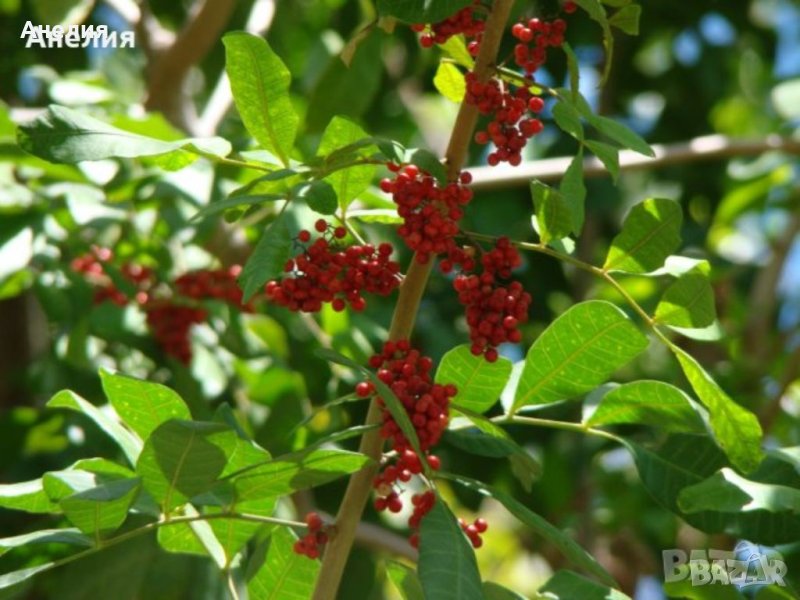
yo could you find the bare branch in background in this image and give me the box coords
[469,134,800,190]
[143,0,238,131]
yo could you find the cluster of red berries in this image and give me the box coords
[405,492,488,549]
[70,247,251,364]
[453,237,531,361]
[71,248,153,306]
[144,304,207,365]
[467,73,546,167]
[175,266,252,312]
[511,17,567,76]
[265,219,401,313]
[380,165,473,264]
[293,512,332,560]
[355,341,455,529]
[465,72,544,167]
[459,516,489,548]
[411,1,484,54]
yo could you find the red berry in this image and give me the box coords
[355,382,374,398]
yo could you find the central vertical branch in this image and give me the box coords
[312,2,515,598]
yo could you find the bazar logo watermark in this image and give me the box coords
[20,22,135,49]
[663,544,787,587]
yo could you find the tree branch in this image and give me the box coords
[144,0,238,131]
[744,208,800,368]
[469,134,800,190]
[311,2,516,598]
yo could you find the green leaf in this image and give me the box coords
[531,181,573,245]
[248,527,319,599]
[349,208,403,224]
[571,0,614,83]
[386,560,425,600]
[17,105,231,167]
[444,427,519,458]
[603,198,683,273]
[439,36,474,69]
[100,370,191,442]
[239,213,293,302]
[405,147,447,185]
[552,100,584,141]
[47,389,142,465]
[418,497,483,600]
[538,570,631,599]
[0,478,60,514]
[157,504,229,568]
[451,409,541,490]
[560,152,586,235]
[0,562,57,591]
[669,344,763,473]
[483,582,527,600]
[316,347,426,466]
[223,32,298,166]
[678,467,800,514]
[318,116,375,211]
[663,579,745,600]
[513,301,649,410]
[32,0,93,26]
[586,380,705,433]
[294,180,338,215]
[654,266,716,328]
[772,78,800,120]
[587,114,653,157]
[376,0,474,23]
[434,62,466,103]
[562,43,581,101]
[60,478,141,538]
[625,435,800,545]
[443,474,616,586]
[305,30,384,132]
[435,344,512,414]
[608,4,641,34]
[585,140,619,181]
[218,448,371,503]
[136,420,234,512]
[191,193,284,221]
[0,528,92,558]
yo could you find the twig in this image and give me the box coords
[311,2,517,598]
[144,0,239,131]
[469,134,800,190]
[744,208,800,368]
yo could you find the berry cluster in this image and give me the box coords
[293,512,332,560]
[175,266,253,312]
[511,17,567,76]
[355,341,456,533]
[453,237,531,361]
[144,304,208,365]
[380,165,473,264]
[265,220,401,313]
[459,516,489,548]
[411,1,484,54]
[71,247,251,364]
[405,492,488,549]
[467,73,546,167]
[71,248,153,306]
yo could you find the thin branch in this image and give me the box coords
[469,134,800,190]
[744,208,800,368]
[144,0,239,131]
[311,2,517,598]
[493,414,622,444]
